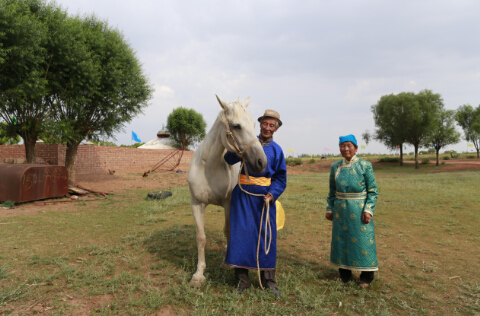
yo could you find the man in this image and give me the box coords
[224,109,287,297]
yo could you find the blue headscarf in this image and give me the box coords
[339,134,357,146]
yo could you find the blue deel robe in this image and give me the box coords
[224,137,287,270]
[326,155,379,271]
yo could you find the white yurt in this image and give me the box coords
[138,127,175,150]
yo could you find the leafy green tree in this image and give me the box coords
[48,15,152,180]
[404,90,443,169]
[0,122,21,145]
[370,92,414,166]
[423,109,461,165]
[361,130,372,145]
[166,107,206,150]
[0,0,50,161]
[455,104,480,159]
[0,0,89,163]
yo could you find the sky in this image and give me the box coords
[54,0,480,155]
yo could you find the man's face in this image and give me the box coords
[260,118,278,140]
[340,141,358,160]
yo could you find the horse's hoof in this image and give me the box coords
[189,275,206,287]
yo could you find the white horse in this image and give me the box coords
[188,95,268,286]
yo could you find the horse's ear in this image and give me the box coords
[216,94,229,111]
[243,96,251,108]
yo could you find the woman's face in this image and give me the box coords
[340,141,357,161]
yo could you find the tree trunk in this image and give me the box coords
[23,136,37,164]
[436,147,440,166]
[477,148,479,159]
[414,145,419,169]
[399,144,403,166]
[65,141,80,182]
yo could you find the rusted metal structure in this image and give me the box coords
[147,148,184,174]
[0,165,69,203]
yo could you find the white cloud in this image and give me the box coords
[155,85,175,99]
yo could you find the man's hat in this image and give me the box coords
[258,109,282,127]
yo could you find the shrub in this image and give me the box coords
[421,158,429,164]
[1,200,15,208]
[441,161,446,165]
[409,152,414,155]
[308,158,316,164]
[442,156,450,160]
[285,158,302,166]
[467,155,475,159]
[378,157,400,163]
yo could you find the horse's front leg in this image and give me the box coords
[189,198,207,287]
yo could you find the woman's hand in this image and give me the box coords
[325,213,333,221]
[362,212,371,224]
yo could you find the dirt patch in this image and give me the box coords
[0,163,190,218]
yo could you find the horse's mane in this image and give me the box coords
[217,99,248,125]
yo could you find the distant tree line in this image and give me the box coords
[0,0,153,180]
[364,89,480,168]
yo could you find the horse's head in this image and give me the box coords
[216,95,268,174]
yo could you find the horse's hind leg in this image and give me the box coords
[189,198,207,287]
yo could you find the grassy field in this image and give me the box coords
[1,164,479,315]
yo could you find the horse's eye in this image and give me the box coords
[233,124,241,130]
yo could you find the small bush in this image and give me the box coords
[308,158,316,164]
[285,158,302,166]
[421,158,429,164]
[441,161,446,165]
[409,152,414,155]
[442,156,450,160]
[467,155,476,159]
[0,200,15,208]
[378,157,399,163]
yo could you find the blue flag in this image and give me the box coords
[132,131,142,142]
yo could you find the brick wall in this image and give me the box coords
[0,144,194,174]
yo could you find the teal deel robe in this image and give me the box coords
[326,156,379,271]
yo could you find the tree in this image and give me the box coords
[166,107,206,150]
[0,122,21,145]
[46,15,152,180]
[370,92,414,166]
[423,109,461,166]
[361,130,372,145]
[0,0,92,164]
[455,104,480,159]
[0,0,50,162]
[404,90,443,169]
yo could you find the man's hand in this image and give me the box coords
[264,192,274,204]
[325,213,333,221]
[362,212,371,224]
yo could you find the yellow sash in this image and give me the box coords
[239,175,285,230]
[239,174,272,186]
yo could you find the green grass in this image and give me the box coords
[0,168,479,315]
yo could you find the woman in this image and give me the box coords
[325,134,378,287]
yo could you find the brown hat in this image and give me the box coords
[258,109,282,127]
